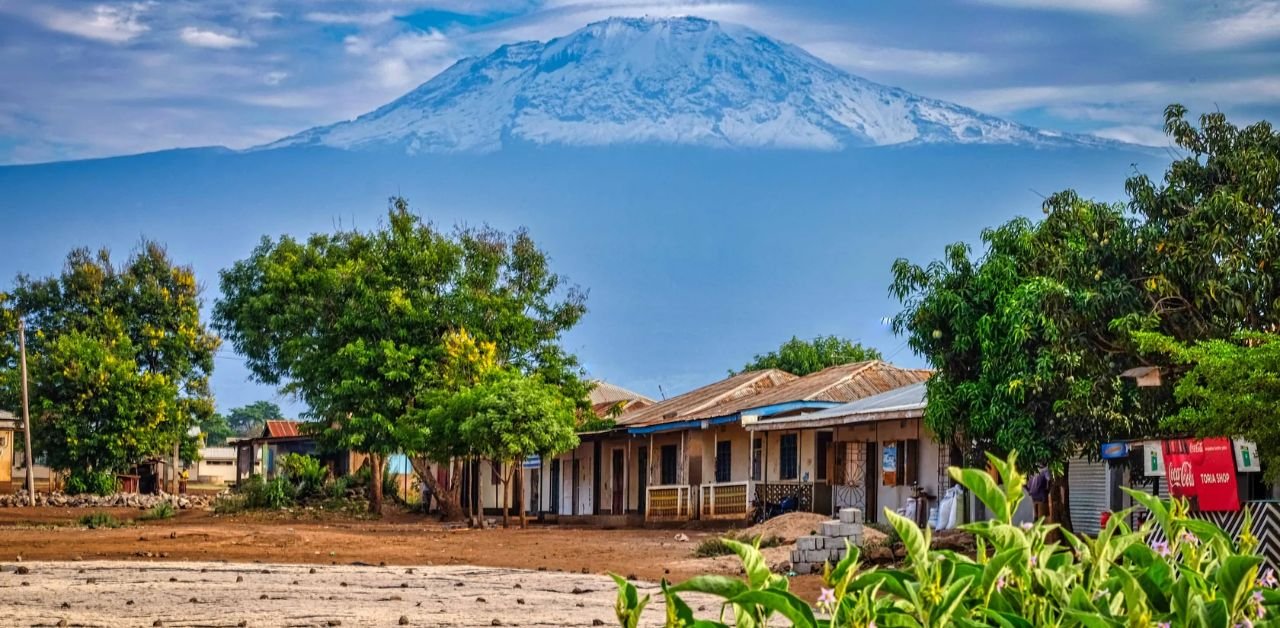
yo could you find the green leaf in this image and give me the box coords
[1215,554,1263,613]
[720,538,772,590]
[727,590,818,628]
[950,466,1009,522]
[885,508,930,570]
[930,576,974,625]
[671,575,750,601]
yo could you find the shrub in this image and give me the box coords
[65,470,118,496]
[212,494,247,515]
[239,474,294,509]
[613,452,1277,627]
[140,501,176,521]
[79,512,124,529]
[279,453,328,500]
[693,534,785,558]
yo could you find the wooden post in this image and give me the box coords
[18,318,35,499]
[172,440,180,494]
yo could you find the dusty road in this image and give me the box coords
[0,560,716,627]
[0,507,825,625]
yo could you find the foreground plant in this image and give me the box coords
[614,452,1277,627]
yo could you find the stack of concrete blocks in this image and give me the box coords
[789,507,864,575]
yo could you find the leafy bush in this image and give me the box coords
[140,501,176,521]
[279,453,328,500]
[614,452,1277,627]
[694,534,786,558]
[212,494,246,514]
[864,521,900,547]
[65,470,118,496]
[383,470,403,505]
[79,512,124,529]
[239,474,294,509]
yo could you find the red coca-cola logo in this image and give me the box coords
[1168,461,1194,487]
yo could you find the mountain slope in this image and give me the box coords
[264,17,1108,153]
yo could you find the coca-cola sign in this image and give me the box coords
[1162,437,1240,512]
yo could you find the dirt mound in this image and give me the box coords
[861,526,888,546]
[739,512,827,543]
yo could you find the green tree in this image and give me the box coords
[199,413,235,446]
[889,105,1278,526]
[1135,332,1280,481]
[734,335,882,376]
[0,243,218,492]
[223,400,284,437]
[453,370,578,528]
[215,199,588,514]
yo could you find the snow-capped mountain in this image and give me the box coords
[265,16,1106,153]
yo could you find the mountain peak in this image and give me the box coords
[264,16,1109,153]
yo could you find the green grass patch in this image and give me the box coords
[139,501,176,521]
[692,533,785,558]
[78,512,126,529]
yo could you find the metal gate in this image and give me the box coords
[835,442,866,512]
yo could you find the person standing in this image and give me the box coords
[1026,464,1050,521]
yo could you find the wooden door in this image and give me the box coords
[636,447,649,513]
[612,449,625,513]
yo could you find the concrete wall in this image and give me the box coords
[824,418,943,525]
[698,425,753,485]
[758,429,819,483]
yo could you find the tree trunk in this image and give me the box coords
[368,453,384,515]
[410,456,464,521]
[1048,466,1073,536]
[517,465,527,529]
[501,475,510,529]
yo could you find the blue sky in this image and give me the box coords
[1,0,1278,164]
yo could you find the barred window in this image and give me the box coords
[780,434,798,480]
[715,440,732,483]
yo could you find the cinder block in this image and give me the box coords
[791,549,805,564]
[806,549,831,563]
[821,521,860,538]
[796,536,816,551]
[792,562,813,575]
[839,508,864,524]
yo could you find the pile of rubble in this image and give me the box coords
[789,507,864,575]
[0,491,216,510]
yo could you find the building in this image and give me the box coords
[0,409,16,490]
[233,420,365,484]
[523,362,931,524]
[193,446,237,485]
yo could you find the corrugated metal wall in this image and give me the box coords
[1069,456,1109,536]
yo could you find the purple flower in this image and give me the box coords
[1020,522,1033,531]
[1262,569,1278,588]
[1029,555,1038,567]
[996,575,1007,592]
[817,588,835,605]
[1151,540,1171,557]
[1181,530,1200,546]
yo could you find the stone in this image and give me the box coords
[821,521,861,538]
[399,617,410,625]
[839,508,864,524]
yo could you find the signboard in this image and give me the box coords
[1100,442,1130,460]
[1234,440,1261,473]
[1163,437,1240,512]
[881,442,898,486]
[523,455,542,469]
[1143,441,1165,477]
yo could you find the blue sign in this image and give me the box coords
[1100,442,1130,460]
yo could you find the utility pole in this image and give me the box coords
[18,318,35,499]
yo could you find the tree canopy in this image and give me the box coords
[889,105,1278,523]
[0,243,218,492]
[214,199,589,512]
[735,335,883,376]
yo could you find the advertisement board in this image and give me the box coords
[1143,441,1165,477]
[1163,437,1240,512]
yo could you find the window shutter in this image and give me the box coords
[905,439,919,486]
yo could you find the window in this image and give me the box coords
[780,434,798,480]
[715,440,732,483]
[751,438,762,481]
[660,444,679,485]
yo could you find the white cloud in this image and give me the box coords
[263,71,288,86]
[804,41,988,77]
[304,11,397,26]
[1194,1,1280,49]
[948,77,1280,115]
[969,0,1149,15]
[179,27,254,49]
[41,3,151,44]
[1091,125,1170,146]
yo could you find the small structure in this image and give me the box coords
[0,409,16,489]
[791,507,865,575]
[746,380,950,525]
[194,447,237,485]
[233,420,364,484]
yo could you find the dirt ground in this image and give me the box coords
[0,506,828,622]
[0,560,723,627]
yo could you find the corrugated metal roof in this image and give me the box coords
[746,381,928,431]
[619,362,931,430]
[616,370,797,428]
[589,381,656,405]
[264,420,303,438]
